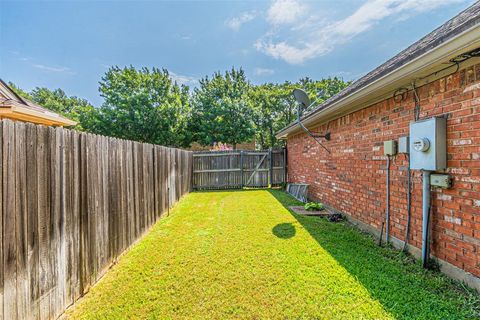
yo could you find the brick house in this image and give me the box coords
[277,4,480,291]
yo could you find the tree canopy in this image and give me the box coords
[8,82,95,131]
[190,68,254,149]
[10,67,350,149]
[92,66,192,147]
[248,77,350,149]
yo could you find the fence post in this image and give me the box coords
[240,150,244,189]
[268,148,273,187]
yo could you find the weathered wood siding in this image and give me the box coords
[192,149,286,190]
[0,119,193,320]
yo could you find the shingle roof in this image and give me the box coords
[277,2,480,137]
[0,79,77,126]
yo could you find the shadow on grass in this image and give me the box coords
[268,189,480,320]
[272,223,296,239]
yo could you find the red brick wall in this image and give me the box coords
[287,63,480,278]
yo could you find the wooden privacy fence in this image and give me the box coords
[192,149,286,190]
[0,119,193,320]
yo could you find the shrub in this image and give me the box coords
[304,202,324,211]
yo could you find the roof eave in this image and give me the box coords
[0,105,77,126]
[276,23,480,140]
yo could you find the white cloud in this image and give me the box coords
[267,0,305,25]
[170,71,197,86]
[33,64,74,74]
[254,67,275,76]
[225,11,256,31]
[257,0,465,64]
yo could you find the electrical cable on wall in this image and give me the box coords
[390,48,480,255]
[412,81,421,121]
[392,47,480,122]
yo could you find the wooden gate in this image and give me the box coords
[192,149,286,190]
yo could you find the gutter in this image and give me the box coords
[276,21,480,140]
[0,104,77,126]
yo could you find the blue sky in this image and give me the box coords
[0,0,475,106]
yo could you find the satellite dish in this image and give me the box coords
[293,89,310,108]
[292,88,332,153]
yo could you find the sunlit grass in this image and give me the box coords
[67,190,479,319]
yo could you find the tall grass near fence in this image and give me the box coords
[0,119,193,320]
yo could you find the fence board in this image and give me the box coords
[15,122,28,320]
[0,119,193,320]
[36,125,50,320]
[3,120,17,319]
[0,122,2,320]
[26,123,40,320]
[192,149,285,190]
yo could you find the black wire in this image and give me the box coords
[392,52,467,121]
[412,82,420,121]
[393,87,408,103]
[416,61,460,83]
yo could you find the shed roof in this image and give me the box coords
[276,2,480,139]
[0,79,77,126]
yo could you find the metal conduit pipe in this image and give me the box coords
[385,156,391,243]
[422,170,432,268]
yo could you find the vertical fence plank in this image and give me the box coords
[71,131,80,302]
[0,120,193,320]
[79,132,89,295]
[26,123,40,320]
[3,120,17,320]
[48,127,59,319]
[192,149,285,190]
[0,121,3,320]
[102,137,109,267]
[64,129,74,309]
[15,122,28,320]
[37,125,50,320]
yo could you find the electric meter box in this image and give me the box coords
[409,117,447,171]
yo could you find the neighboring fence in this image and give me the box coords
[192,149,286,190]
[0,119,193,320]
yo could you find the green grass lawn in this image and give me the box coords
[67,190,479,319]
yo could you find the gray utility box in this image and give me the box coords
[409,117,447,171]
[398,136,409,154]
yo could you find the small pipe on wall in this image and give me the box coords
[385,156,391,243]
[422,170,432,267]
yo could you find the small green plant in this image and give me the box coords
[304,202,324,211]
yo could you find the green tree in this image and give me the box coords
[298,77,350,113]
[95,66,192,147]
[8,82,33,100]
[9,82,96,131]
[190,68,254,149]
[248,77,350,149]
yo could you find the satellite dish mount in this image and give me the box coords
[292,89,331,153]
